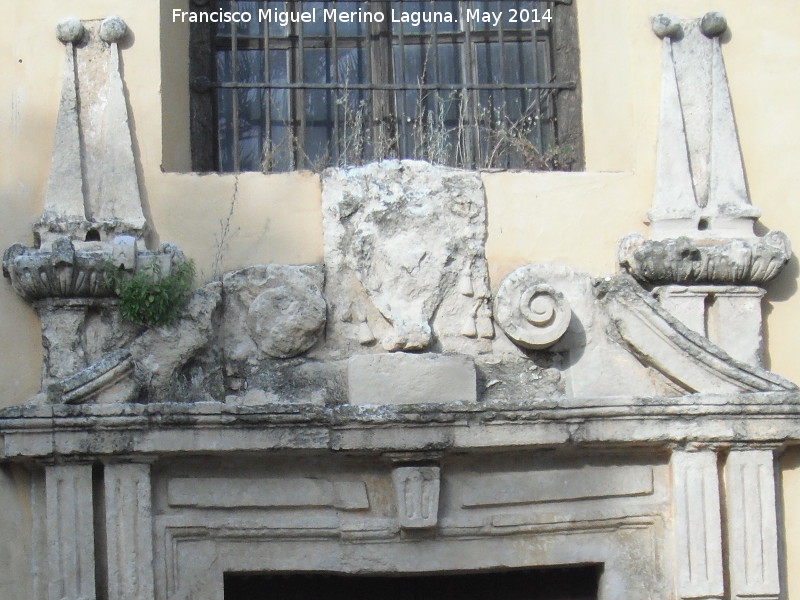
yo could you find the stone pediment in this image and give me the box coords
[4,161,795,413]
[597,276,795,394]
[1,157,796,410]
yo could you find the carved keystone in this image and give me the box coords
[392,466,440,529]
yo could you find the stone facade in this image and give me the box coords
[1,10,799,600]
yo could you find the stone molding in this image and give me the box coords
[3,394,800,459]
[156,519,667,600]
[3,237,185,302]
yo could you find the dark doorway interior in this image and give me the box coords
[224,564,602,600]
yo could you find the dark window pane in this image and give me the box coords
[330,2,369,36]
[236,1,262,36]
[302,1,329,36]
[267,1,290,38]
[216,88,234,171]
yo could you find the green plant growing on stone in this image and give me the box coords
[106,259,195,327]
[211,174,240,280]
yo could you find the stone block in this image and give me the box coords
[392,466,440,528]
[168,477,369,511]
[322,160,492,354]
[461,465,654,507]
[105,463,154,600]
[222,264,326,362]
[347,353,476,405]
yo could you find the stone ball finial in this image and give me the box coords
[701,12,727,37]
[652,14,682,39]
[100,16,128,43]
[56,17,84,44]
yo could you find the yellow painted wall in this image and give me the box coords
[1,1,800,596]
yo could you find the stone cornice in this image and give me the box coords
[2,393,800,460]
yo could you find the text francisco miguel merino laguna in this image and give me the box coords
[172,5,550,28]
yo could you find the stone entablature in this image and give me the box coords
[0,398,790,600]
[1,394,799,457]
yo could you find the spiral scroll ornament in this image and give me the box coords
[494,267,572,350]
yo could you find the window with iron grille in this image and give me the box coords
[189,0,582,172]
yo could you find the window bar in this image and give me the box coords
[462,2,480,168]
[212,81,572,91]
[430,0,440,148]
[297,0,307,169]
[539,7,556,152]
[231,1,243,172]
[457,4,468,167]
[530,2,544,156]
[497,1,508,168]
[397,9,408,159]
[331,3,340,164]
[263,2,272,171]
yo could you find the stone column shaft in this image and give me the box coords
[45,464,95,600]
[724,450,780,600]
[105,463,155,600]
[672,450,724,600]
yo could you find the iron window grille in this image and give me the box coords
[190,0,582,172]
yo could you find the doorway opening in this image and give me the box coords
[224,564,602,600]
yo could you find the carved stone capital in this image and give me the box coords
[618,232,791,286]
[3,236,184,302]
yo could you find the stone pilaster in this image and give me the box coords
[105,462,155,600]
[45,464,95,600]
[709,289,765,367]
[671,449,724,600]
[724,450,780,600]
[655,285,765,367]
